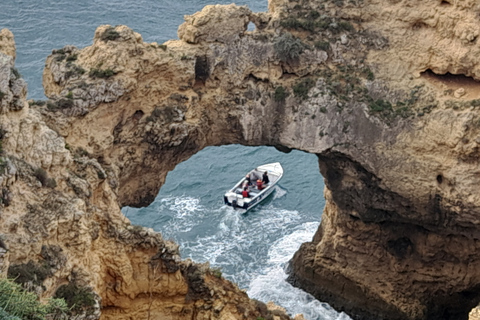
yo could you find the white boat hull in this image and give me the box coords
[223,162,283,212]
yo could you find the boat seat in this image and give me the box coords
[250,172,260,182]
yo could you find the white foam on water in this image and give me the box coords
[273,185,287,199]
[161,196,204,216]
[247,222,352,320]
[151,197,349,320]
[161,196,205,233]
[267,221,318,265]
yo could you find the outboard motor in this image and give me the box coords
[232,199,237,209]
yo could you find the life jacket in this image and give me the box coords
[257,180,263,190]
[242,190,249,198]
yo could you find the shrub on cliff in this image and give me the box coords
[33,168,57,188]
[29,100,46,107]
[54,283,96,315]
[57,98,74,109]
[314,40,330,51]
[89,68,116,79]
[293,78,316,100]
[34,168,48,186]
[209,267,222,278]
[273,33,306,63]
[100,27,120,42]
[0,277,68,320]
[65,64,86,79]
[7,260,52,288]
[369,99,393,113]
[274,86,288,102]
[10,68,21,80]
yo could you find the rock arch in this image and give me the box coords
[2,0,480,319]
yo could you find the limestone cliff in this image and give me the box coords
[3,0,480,319]
[0,24,294,320]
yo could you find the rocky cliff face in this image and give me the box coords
[0,22,294,320]
[2,0,480,319]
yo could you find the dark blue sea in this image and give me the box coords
[1,1,350,319]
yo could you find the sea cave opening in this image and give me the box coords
[421,69,480,99]
[122,144,334,318]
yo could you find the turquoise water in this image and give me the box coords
[126,145,350,320]
[1,1,351,319]
[1,0,266,100]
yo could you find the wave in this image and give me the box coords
[247,222,352,320]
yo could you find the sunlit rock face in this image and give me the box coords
[2,0,480,319]
[0,23,293,320]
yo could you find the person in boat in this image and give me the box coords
[245,173,252,186]
[262,171,270,185]
[257,179,264,190]
[242,187,249,198]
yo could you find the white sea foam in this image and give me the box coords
[138,194,343,320]
[267,221,318,264]
[273,185,287,199]
[247,222,352,320]
[161,196,204,216]
[161,196,204,233]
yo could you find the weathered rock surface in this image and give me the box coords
[3,0,480,319]
[0,22,293,320]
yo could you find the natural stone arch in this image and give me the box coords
[29,0,480,319]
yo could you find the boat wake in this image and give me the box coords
[273,185,287,199]
[125,146,341,320]
[247,222,352,320]
[134,195,349,320]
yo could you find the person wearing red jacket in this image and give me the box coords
[257,179,264,190]
[242,187,250,198]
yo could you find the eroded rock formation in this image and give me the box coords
[2,0,480,319]
[0,19,293,320]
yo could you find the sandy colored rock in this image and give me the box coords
[178,4,251,44]
[36,2,480,319]
[0,26,293,320]
[470,307,480,320]
[0,29,15,59]
[3,0,480,319]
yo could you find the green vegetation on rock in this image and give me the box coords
[33,168,57,189]
[8,260,52,287]
[274,33,306,63]
[0,277,68,320]
[54,283,96,315]
[293,78,316,100]
[10,68,21,80]
[89,68,116,79]
[274,86,288,102]
[100,27,121,42]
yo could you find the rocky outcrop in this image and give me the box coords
[3,0,480,319]
[0,27,292,320]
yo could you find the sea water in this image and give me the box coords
[1,1,351,319]
[124,146,350,320]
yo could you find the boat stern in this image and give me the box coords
[224,191,248,210]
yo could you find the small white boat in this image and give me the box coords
[224,162,283,213]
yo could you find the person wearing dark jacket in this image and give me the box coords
[245,174,252,186]
[262,171,270,185]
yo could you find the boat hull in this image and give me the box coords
[223,162,283,213]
